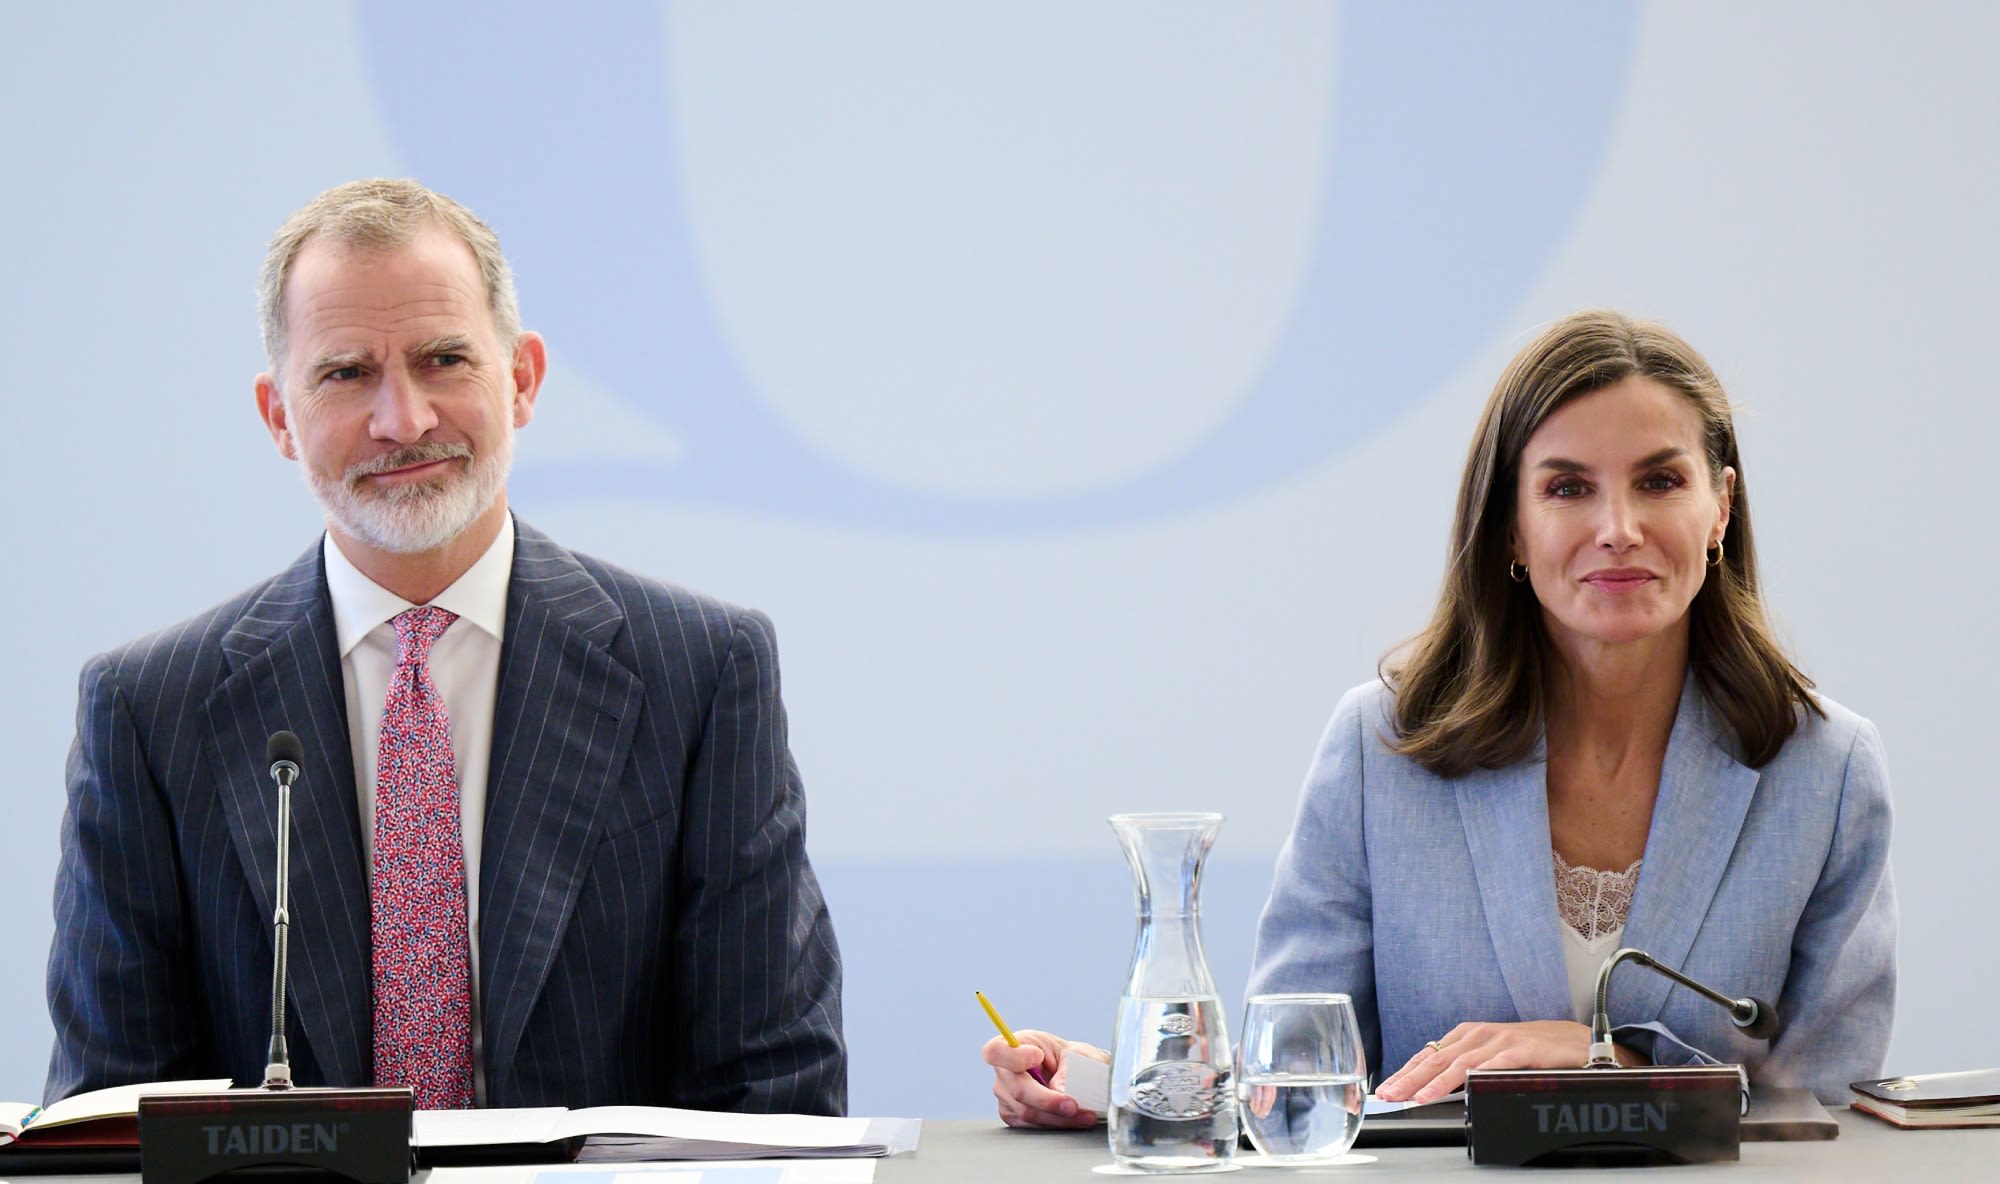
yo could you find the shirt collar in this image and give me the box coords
[324,514,516,658]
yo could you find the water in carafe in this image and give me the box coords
[1107,813,1237,1172]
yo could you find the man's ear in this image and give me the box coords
[255,374,298,460]
[509,331,547,428]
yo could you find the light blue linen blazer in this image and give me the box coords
[1245,677,1896,1103]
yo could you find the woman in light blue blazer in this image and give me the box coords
[986,311,1894,1123]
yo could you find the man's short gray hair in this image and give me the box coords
[258,179,521,377]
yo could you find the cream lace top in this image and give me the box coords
[1555,851,1641,1023]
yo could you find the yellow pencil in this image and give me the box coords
[976,990,1052,1086]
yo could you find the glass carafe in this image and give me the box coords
[1107,812,1237,1171]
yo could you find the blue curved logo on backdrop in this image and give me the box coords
[356,1,1634,534]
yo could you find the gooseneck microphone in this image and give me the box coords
[1586,947,1781,1067]
[262,730,304,1091]
[136,731,412,1184]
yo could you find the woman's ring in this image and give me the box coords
[1425,1040,1445,1054]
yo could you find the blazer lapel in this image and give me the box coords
[204,541,373,1087]
[1614,675,1761,1024]
[478,522,642,1092]
[1453,752,1571,1023]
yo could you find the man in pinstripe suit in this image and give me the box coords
[45,180,846,1113]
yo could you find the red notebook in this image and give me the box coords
[0,1080,232,1151]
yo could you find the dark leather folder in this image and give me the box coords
[1851,1069,2000,1128]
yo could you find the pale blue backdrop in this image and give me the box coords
[3,1,1996,1117]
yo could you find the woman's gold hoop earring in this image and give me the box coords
[1508,559,1529,583]
[1708,541,1724,568]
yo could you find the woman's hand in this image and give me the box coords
[983,1029,1110,1129]
[1376,1021,1638,1103]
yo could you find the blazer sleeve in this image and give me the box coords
[1758,717,1898,1102]
[1245,687,1382,1076]
[45,655,205,1102]
[668,609,847,1116]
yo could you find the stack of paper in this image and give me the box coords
[416,1107,920,1166]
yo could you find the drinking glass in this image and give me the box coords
[1235,993,1368,1163]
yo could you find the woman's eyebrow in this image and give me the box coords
[1532,446,1689,475]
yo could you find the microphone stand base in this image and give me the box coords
[138,1087,413,1184]
[1464,1065,1745,1167]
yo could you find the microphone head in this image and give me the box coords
[266,730,304,770]
[1733,997,1782,1041]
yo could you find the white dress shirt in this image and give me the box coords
[324,513,513,1104]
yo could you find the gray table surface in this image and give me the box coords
[11,1113,1992,1184]
[879,1113,1998,1182]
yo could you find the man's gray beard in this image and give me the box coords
[306,435,512,555]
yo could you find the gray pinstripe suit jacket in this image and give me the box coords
[46,520,845,1113]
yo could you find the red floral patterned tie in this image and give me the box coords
[371,606,475,1109]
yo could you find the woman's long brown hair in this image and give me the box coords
[1384,310,1819,775]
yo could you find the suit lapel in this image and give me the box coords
[205,541,373,1087]
[478,523,642,1093]
[1453,753,1571,1023]
[1615,675,1761,1024]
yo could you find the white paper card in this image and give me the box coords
[1058,1052,1112,1114]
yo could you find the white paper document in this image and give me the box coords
[416,1107,917,1163]
[525,1163,875,1184]
[556,1107,866,1147]
[1363,1091,1465,1116]
[417,1107,570,1147]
